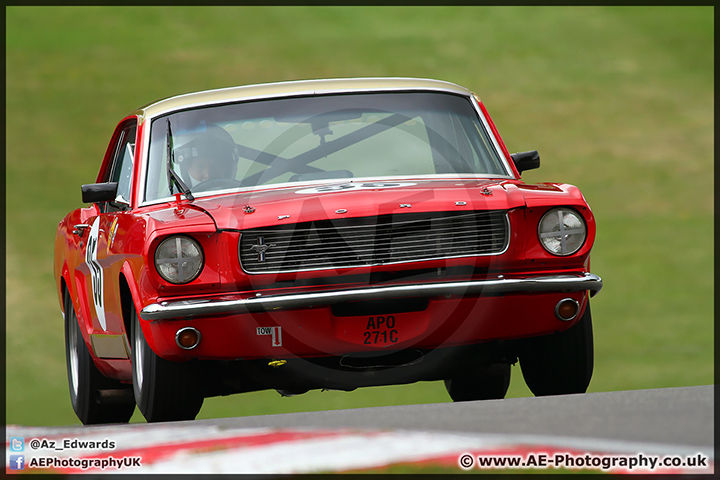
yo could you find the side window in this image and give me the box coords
[106,122,137,212]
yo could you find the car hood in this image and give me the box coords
[188,179,532,231]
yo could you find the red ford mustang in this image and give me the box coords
[54,78,602,424]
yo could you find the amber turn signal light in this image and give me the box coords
[555,298,580,321]
[175,327,201,350]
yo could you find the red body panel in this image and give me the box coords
[56,179,595,378]
[147,291,589,362]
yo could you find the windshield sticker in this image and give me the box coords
[295,182,416,194]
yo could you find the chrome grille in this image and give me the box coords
[239,211,509,274]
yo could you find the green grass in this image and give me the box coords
[6,6,713,427]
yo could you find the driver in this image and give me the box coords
[176,126,237,187]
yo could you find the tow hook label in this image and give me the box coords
[257,326,282,347]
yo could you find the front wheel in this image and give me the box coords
[64,291,135,425]
[444,363,511,402]
[518,303,594,396]
[131,305,203,422]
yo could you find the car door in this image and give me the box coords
[80,119,137,360]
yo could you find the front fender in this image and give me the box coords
[120,260,146,331]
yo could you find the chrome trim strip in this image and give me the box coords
[141,272,603,321]
[469,95,514,177]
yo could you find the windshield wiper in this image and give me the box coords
[166,119,194,202]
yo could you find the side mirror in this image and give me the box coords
[81,182,118,204]
[510,150,540,174]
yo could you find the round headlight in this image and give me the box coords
[154,235,204,284]
[538,208,587,256]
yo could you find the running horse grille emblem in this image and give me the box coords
[249,236,276,262]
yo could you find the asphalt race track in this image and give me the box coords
[207,384,714,447]
[6,385,714,474]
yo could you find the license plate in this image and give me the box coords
[363,315,399,345]
[333,312,429,346]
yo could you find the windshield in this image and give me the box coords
[144,92,510,203]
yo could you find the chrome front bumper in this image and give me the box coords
[141,273,602,321]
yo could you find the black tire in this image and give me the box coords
[64,291,135,425]
[131,305,203,422]
[519,303,594,396]
[444,363,511,402]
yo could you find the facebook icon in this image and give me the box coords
[9,455,25,470]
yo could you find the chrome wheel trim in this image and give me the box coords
[68,312,80,397]
[133,320,144,391]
